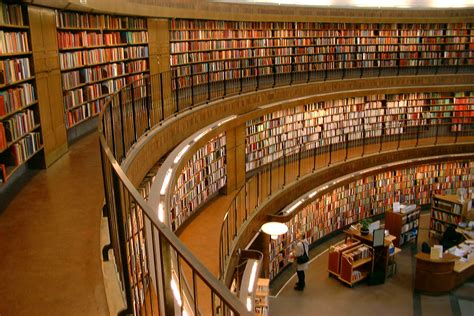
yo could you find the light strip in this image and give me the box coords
[246,297,252,312]
[174,144,190,164]
[158,202,165,223]
[170,278,182,307]
[160,168,173,195]
[193,128,211,142]
[218,115,237,126]
[247,261,259,293]
[285,200,303,214]
[211,0,474,8]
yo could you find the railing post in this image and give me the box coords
[244,183,248,220]
[297,143,302,179]
[118,90,126,161]
[145,76,152,130]
[434,121,439,145]
[256,63,260,91]
[160,72,165,122]
[283,146,286,187]
[131,83,138,143]
[312,142,317,172]
[397,128,401,150]
[362,118,366,157]
[111,172,134,316]
[415,123,421,147]
[108,106,116,158]
[328,142,333,166]
[256,172,260,207]
[233,199,237,238]
[174,70,179,113]
[99,148,113,262]
[223,60,227,97]
[345,134,349,161]
[208,62,211,101]
[269,161,272,197]
[190,65,195,106]
[239,59,243,94]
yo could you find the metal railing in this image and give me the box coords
[98,63,473,314]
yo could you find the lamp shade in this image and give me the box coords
[261,222,288,239]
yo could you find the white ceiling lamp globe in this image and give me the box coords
[261,222,288,240]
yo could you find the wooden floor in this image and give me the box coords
[0,132,109,316]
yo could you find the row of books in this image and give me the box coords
[170,134,227,231]
[0,57,31,85]
[0,31,29,54]
[244,92,474,171]
[170,21,470,43]
[344,245,371,262]
[0,121,5,151]
[268,160,473,279]
[433,199,463,214]
[401,219,420,234]
[56,11,147,30]
[0,83,35,117]
[0,3,24,26]
[170,176,226,232]
[170,37,471,54]
[9,132,41,165]
[65,99,103,128]
[175,155,226,191]
[59,45,149,70]
[172,166,226,211]
[0,109,36,144]
[63,78,126,109]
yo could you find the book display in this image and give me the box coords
[55,11,149,128]
[0,2,43,184]
[170,133,227,231]
[169,20,473,90]
[328,237,361,277]
[385,206,421,247]
[254,278,269,316]
[245,92,474,171]
[268,160,473,280]
[430,194,468,239]
[339,244,374,286]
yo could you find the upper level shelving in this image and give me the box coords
[169,20,473,89]
[245,91,474,172]
[55,10,149,129]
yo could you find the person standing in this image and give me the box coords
[293,230,309,291]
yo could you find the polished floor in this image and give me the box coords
[0,132,109,316]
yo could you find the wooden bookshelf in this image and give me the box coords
[384,206,421,247]
[169,20,474,90]
[245,92,474,172]
[170,133,227,231]
[430,194,469,239]
[254,278,269,316]
[0,2,45,184]
[267,160,473,281]
[339,244,374,287]
[55,10,149,129]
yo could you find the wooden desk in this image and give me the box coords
[415,250,474,294]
